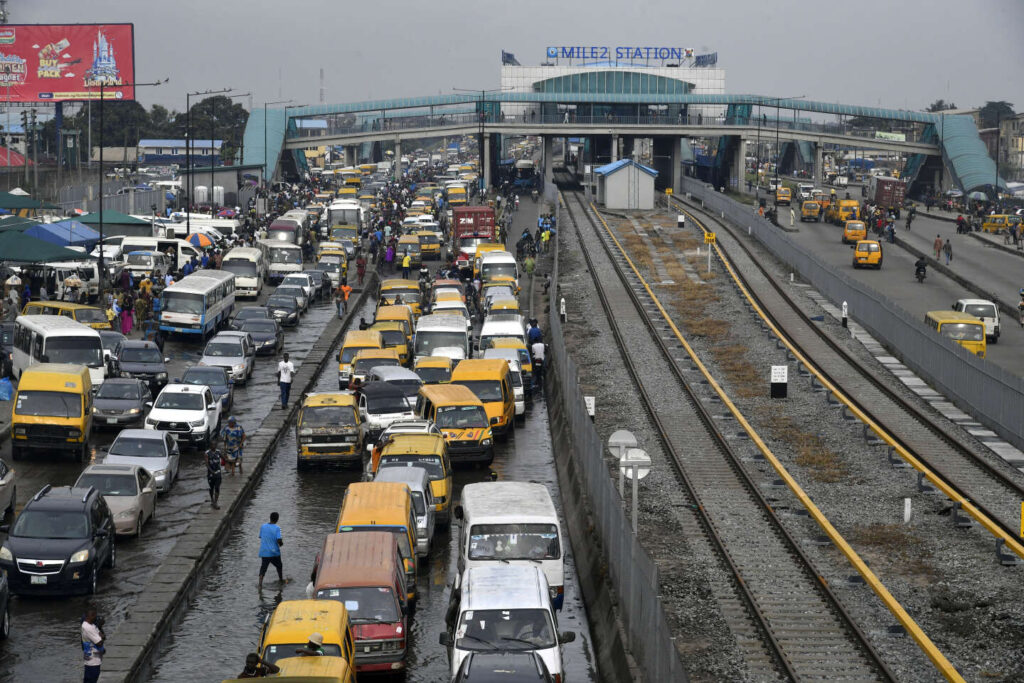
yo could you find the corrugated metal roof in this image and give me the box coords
[595,158,658,177]
[139,139,223,149]
[937,115,1007,192]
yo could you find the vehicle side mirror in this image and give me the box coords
[559,631,576,644]
[144,401,153,409]
[490,416,499,425]
[438,633,451,647]
[94,529,108,538]
[164,357,171,363]
[453,505,463,521]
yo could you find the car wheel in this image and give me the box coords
[4,487,15,517]
[135,514,144,538]
[0,604,9,640]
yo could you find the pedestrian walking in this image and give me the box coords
[943,238,953,265]
[258,511,284,589]
[355,255,367,286]
[206,448,224,508]
[401,252,412,279]
[221,416,246,475]
[933,234,943,259]
[277,352,296,409]
[81,609,105,683]
[789,207,796,227]
[336,278,352,318]
[523,255,535,276]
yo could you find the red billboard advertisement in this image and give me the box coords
[0,23,135,102]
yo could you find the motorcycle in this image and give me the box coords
[915,265,927,283]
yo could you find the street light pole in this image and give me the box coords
[98,77,168,290]
[185,87,231,236]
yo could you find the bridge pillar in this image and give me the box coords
[731,138,747,192]
[394,139,402,179]
[611,135,619,163]
[344,146,357,167]
[483,133,492,191]
[543,135,555,199]
[671,137,682,194]
[813,143,823,186]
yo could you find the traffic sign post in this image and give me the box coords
[608,430,638,502]
[619,447,651,533]
[704,232,716,273]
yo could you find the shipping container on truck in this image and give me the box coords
[452,206,497,272]
[869,177,906,208]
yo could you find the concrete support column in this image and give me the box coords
[671,137,683,194]
[483,133,492,191]
[394,139,402,179]
[813,143,823,186]
[543,135,555,198]
[611,135,620,162]
[731,137,746,192]
[344,146,357,167]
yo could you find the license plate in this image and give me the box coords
[175,328,186,333]
[30,575,47,584]
[106,418,119,424]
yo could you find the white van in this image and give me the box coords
[12,315,106,387]
[124,250,171,278]
[258,240,304,283]
[953,298,1001,342]
[478,314,526,351]
[455,482,565,609]
[414,314,470,362]
[119,236,201,274]
[221,247,265,298]
[441,565,574,681]
[479,251,519,286]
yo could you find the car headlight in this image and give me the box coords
[13,427,25,436]
[481,438,493,446]
[127,407,142,415]
[70,549,91,564]
[157,372,168,380]
[152,469,167,479]
[117,510,135,520]
[190,418,206,427]
[233,364,246,373]
[68,429,82,438]
[92,406,99,414]
[0,546,12,561]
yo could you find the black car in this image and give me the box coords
[92,378,152,429]
[228,307,270,331]
[110,340,169,393]
[0,322,13,378]
[302,269,329,299]
[453,652,552,682]
[266,294,300,327]
[99,330,127,364]
[181,365,234,411]
[239,318,284,355]
[0,485,116,596]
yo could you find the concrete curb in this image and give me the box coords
[892,236,1017,319]
[101,274,379,683]
[967,231,1024,260]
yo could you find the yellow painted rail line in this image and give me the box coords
[590,202,964,682]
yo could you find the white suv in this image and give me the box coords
[144,384,222,449]
[953,299,1001,342]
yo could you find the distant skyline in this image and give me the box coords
[20,0,1024,115]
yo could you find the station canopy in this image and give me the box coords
[0,230,96,263]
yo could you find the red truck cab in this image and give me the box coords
[452,206,497,274]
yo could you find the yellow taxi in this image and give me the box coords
[259,600,354,667]
[296,393,363,468]
[842,220,867,244]
[413,355,453,384]
[21,302,111,330]
[851,240,883,269]
[800,200,821,222]
[775,186,792,205]
[370,320,412,365]
[368,433,453,523]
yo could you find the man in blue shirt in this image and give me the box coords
[527,321,543,344]
[258,512,284,589]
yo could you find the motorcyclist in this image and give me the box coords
[914,257,928,280]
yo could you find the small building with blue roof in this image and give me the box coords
[595,159,659,209]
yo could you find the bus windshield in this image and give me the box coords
[481,263,518,280]
[415,331,467,355]
[15,390,82,418]
[434,404,488,429]
[222,260,257,277]
[301,405,358,427]
[468,523,560,561]
[940,323,984,341]
[45,337,103,367]
[162,292,205,315]
[268,247,302,264]
[454,380,503,402]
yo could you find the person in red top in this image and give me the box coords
[355,254,367,285]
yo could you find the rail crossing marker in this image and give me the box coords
[619,448,652,533]
[703,232,716,272]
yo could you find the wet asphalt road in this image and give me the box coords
[0,287,338,683]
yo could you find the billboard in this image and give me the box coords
[0,23,135,102]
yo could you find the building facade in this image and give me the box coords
[138,139,224,166]
[998,113,1024,181]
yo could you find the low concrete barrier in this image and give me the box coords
[100,274,378,683]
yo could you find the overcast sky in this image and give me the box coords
[22,0,1024,115]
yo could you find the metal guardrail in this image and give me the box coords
[678,176,1024,454]
[546,201,687,681]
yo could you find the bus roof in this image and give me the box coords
[462,565,549,611]
[224,247,262,260]
[338,482,412,529]
[418,383,481,406]
[17,363,90,392]
[315,532,398,590]
[415,315,467,332]
[262,600,349,647]
[163,270,235,294]
[451,358,510,380]
[925,311,986,324]
[460,482,558,524]
[341,330,383,347]
[303,392,358,408]
[381,433,446,456]
[14,315,100,336]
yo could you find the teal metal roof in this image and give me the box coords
[937,115,1007,192]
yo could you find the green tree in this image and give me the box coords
[926,99,957,112]
[186,95,249,165]
[979,101,1015,128]
[146,104,181,138]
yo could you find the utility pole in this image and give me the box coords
[185,87,231,233]
[31,108,38,192]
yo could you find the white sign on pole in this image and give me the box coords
[619,448,651,480]
[609,430,638,501]
[770,366,788,383]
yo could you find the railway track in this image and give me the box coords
[557,182,897,682]
[667,193,1024,564]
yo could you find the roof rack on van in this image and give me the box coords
[33,484,52,501]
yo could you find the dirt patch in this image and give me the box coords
[848,523,936,581]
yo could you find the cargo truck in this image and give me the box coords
[868,176,906,209]
[452,206,497,275]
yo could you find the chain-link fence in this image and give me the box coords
[547,202,687,681]
[677,176,1024,451]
